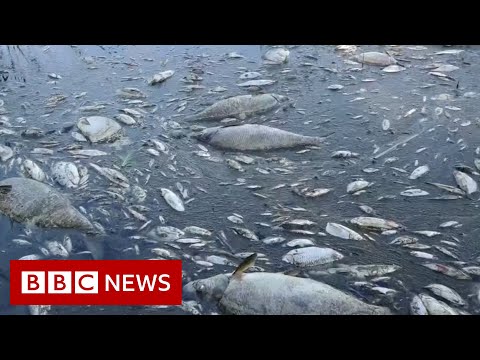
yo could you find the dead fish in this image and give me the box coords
[410,295,428,315]
[234,155,255,164]
[12,239,32,246]
[285,238,315,248]
[347,180,372,194]
[435,49,464,55]
[227,215,244,224]
[148,70,175,85]
[433,246,458,260]
[231,227,259,241]
[161,188,185,212]
[21,159,46,182]
[183,255,391,315]
[193,124,329,151]
[77,116,122,143]
[147,148,160,157]
[226,159,245,172]
[51,162,80,188]
[116,87,146,99]
[183,226,212,237]
[353,52,397,66]
[19,254,43,260]
[390,236,417,245]
[413,231,441,237]
[410,251,437,260]
[409,165,430,180]
[0,178,102,258]
[422,263,471,280]
[359,205,376,215]
[382,65,405,73]
[403,243,431,250]
[462,266,480,276]
[425,182,466,196]
[418,294,459,315]
[282,246,344,267]
[131,185,147,203]
[326,222,364,241]
[280,219,317,229]
[263,48,290,65]
[453,170,478,194]
[45,240,69,258]
[0,145,13,162]
[332,151,359,159]
[184,94,287,122]
[206,255,235,266]
[432,64,459,72]
[303,188,332,198]
[68,149,108,157]
[239,72,262,80]
[328,84,344,91]
[89,163,129,188]
[382,119,391,131]
[262,236,286,245]
[349,217,402,231]
[439,221,459,228]
[114,114,136,125]
[237,79,276,87]
[425,284,465,306]
[147,226,185,242]
[400,189,429,197]
[29,305,51,315]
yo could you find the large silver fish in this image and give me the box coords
[192,124,330,151]
[183,254,392,315]
[0,177,104,259]
[184,94,287,122]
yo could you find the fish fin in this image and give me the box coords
[0,185,12,195]
[232,253,257,279]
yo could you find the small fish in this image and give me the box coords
[282,247,344,267]
[400,189,429,197]
[409,165,430,180]
[332,151,359,159]
[347,180,372,194]
[325,222,364,241]
[231,227,259,241]
[262,236,286,245]
[390,236,417,245]
[410,251,437,260]
[161,188,185,212]
[453,170,478,194]
[413,231,441,237]
[439,221,460,228]
[425,284,465,306]
[422,263,471,280]
[410,295,428,315]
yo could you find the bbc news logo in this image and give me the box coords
[10,260,182,305]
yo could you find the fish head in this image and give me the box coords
[191,127,220,143]
[183,274,230,302]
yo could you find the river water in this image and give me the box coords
[0,45,479,315]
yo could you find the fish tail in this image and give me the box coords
[0,185,12,195]
[308,131,335,145]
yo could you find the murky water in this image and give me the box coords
[1,45,479,315]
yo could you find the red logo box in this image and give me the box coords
[10,260,182,305]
